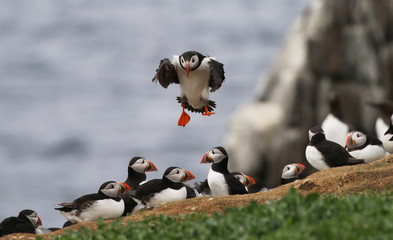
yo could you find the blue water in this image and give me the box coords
[0,0,309,228]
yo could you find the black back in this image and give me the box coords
[135,178,185,205]
[0,211,36,237]
[124,157,147,190]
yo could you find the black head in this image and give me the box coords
[163,166,195,182]
[18,209,42,227]
[201,146,228,164]
[128,156,157,173]
[179,51,205,77]
[308,126,326,143]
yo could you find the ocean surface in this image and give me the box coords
[0,0,309,228]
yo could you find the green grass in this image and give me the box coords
[43,188,393,240]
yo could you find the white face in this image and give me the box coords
[281,164,298,179]
[100,182,124,198]
[165,168,186,182]
[180,54,199,71]
[234,174,246,185]
[206,148,227,163]
[130,158,149,173]
[25,211,40,227]
[347,131,366,148]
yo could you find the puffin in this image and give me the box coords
[346,131,386,163]
[55,181,131,223]
[0,209,42,237]
[382,114,393,154]
[305,126,364,170]
[367,100,393,140]
[134,167,195,208]
[321,92,349,147]
[122,156,158,215]
[281,163,306,184]
[201,146,248,196]
[195,172,256,196]
[152,51,225,127]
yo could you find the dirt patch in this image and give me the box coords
[2,155,393,240]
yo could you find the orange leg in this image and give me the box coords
[202,106,215,116]
[178,104,191,127]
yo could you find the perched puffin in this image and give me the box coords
[122,157,157,215]
[0,209,42,237]
[195,172,256,196]
[134,167,195,208]
[281,163,306,184]
[382,114,393,154]
[321,92,349,147]
[305,126,364,170]
[367,100,393,140]
[346,131,386,163]
[55,181,131,223]
[152,51,225,127]
[201,146,248,196]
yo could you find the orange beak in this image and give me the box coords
[182,170,195,181]
[186,61,190,77]
[201,152,213,163]
[36,216,42,227]
[295,163,306,173]
[244,174,256,186]
[145,160,158,172]
[346,133,354,147]
[119,182,132,194]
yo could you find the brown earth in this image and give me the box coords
[2,154,393,240]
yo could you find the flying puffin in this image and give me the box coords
[367,100,393,141]
[0,209,42,237]
[382,114,393,154]
[281,163,306,185]
[305,126,364,170]
[201,146,248,196]
[346,131,386,163]
[152,51,225,127]
[55,181,131,223]
[321,92,350,147]
[122,157,157,215]
[134,167,195,208]
[195,171,256,196]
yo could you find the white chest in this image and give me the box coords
[349,145,386,163]
[305,146,330,170]
[382,133,393,154]
[79,199,125,222]
[321,114,349,147]
[207,169,229,196]
[146,187,187,208]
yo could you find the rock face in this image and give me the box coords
[224,0,393,188]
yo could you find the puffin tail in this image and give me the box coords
[347,158,365,165]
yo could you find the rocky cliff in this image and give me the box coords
[224,0,393,188]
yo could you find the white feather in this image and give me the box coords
[321,114,349,147]
[382,133,393,154]
[305,146,330,170]
[146,187,187,208]
[173,55,211,109]
[61,199,125,223]
[376,117,389,141]
[349,145,386,163]
[207,169,229,196]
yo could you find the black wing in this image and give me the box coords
[152,58,179,88]
[55,193,100,213]
[225,174,248,195]
[318,141,363,166]
[208,58,225,92]
[135,179,164,204]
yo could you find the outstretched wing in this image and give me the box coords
[152,58,179,88]
[208,58,225,92]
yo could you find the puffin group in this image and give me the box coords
[2,51,391,237]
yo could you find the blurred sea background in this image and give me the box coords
[0,0,309,227]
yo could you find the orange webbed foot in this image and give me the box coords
[202,106,215,116]
[178,104,191,127]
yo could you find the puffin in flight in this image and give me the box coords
[152,51,225,127]
[0,209,42,237]
[55,181,131,223]
[305,126,364,170]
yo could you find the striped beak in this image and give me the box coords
[294,163,306,174]
[244,174,256,187]
[119,182,132,194]
[201,152,213,163]
[182,170,195,182]
[186,61,190,77]
[145,160,158,172]
[346,133,355,148]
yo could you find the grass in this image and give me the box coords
[42,188,393,240]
